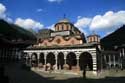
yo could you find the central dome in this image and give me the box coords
[54,18,72,32]
[58,18,70,23]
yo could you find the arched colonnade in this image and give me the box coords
[23,50,96,71]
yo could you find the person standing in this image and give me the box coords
[82,65,87,78]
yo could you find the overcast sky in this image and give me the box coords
[0,0,125,38]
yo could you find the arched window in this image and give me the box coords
[61,24,64,31]
[66,24,69,30]
[57,25,59,31]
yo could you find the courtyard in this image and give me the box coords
[4,62,125,83]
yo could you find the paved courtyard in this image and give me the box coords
[4,62,125,83]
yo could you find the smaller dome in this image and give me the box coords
[58,18,70,23]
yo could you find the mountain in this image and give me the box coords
[101,25,125,50]
[0,19,37,47]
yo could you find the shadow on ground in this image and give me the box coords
[3,63,125,83]
[66,77,125,83]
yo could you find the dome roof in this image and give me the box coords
[58,18,70,23]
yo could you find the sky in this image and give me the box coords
[0,0,125,38]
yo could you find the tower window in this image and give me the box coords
[61,25,64,31]
[56,25,59,31]
[66,25,69,30]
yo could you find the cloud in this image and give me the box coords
[0,3,44,32]
[0,3,13,23]
[90,11,125,31]
[37,9,43,12]
[75,11,125,37]
[0,3,6,18]
[48,0,63,3]
[74,17,91,36]
[75,17,91,28]
[45,24,55,30]
[15,18,44,30]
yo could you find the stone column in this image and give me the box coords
[44,52,47,65]
[25,55,28,65]
[76,52,80,70]
[109,55,111,68]
[104,55,106,63]
[76,53,80,66]
[103,55,107,69]
[37,53,40,66]
[44,52,47,71]
[77,58,79,66]
[113,55,116,67]
[76,57,80,70]
[54,52,58,70]
[91,52,97,71]
[123,48,124,57]
[64,59,66,64]
[64,52,67,65]
[119,51,121,69]
[28,52,32,66]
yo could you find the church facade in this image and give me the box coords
[36,18,86,47]
[23,18,102,73]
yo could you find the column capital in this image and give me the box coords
[54,51,58,55]
[37,52,40,55]
[64,51,68,59]
[64,51,68,55]
[28,52,33,56]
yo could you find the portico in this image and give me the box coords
[23,44,98,71]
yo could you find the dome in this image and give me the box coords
[58,18,70,23]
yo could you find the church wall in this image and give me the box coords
[38,35,83,47]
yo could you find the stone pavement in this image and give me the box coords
[4,62,125,83]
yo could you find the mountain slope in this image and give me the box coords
[0,19,37,47]
[101,25,125,50]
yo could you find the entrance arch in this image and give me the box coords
[39,53,45,65]
[57,52,64,69]
[31,53,38,67]
[46,52,55,66]
[66,52,77,70]
[79,52,93,70]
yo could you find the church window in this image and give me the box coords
[61,25,64,31]
[93,36,95,42]
[58,25,59,31]
[90,37,92,42]
[56,39,61,44]
[56,25,59,31]
[66,25,69,30]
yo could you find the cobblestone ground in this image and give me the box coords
[4,62,125,83]
[31,69,81,80]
